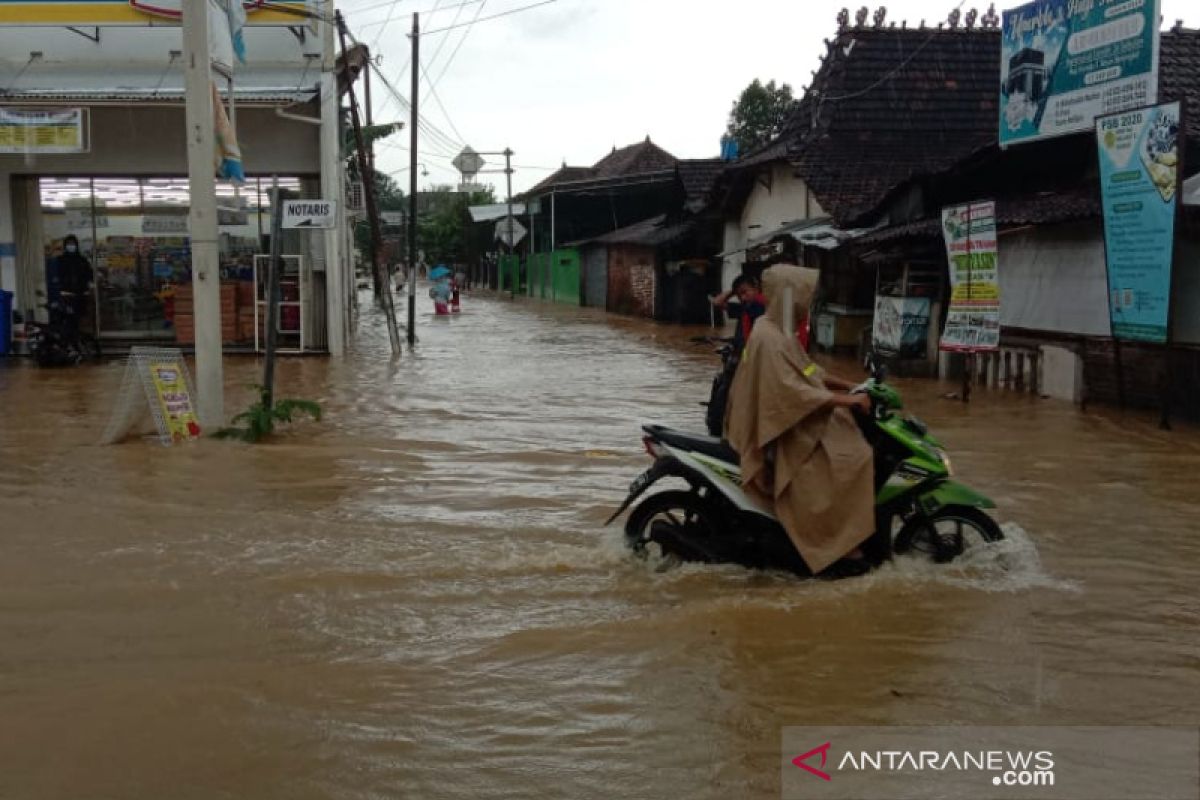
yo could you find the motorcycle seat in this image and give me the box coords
[642,424,739,466]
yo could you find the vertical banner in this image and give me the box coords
[999,0,1159,147]
[940,200,1001,352]
[1095,101,1181,343]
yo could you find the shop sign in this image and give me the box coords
[0,0,309,26]
[0,108,85,154]
[999,0,1159,147]
[282,199,337,229]
[143,214,189,234]
[65,209,109,230]
[1096,101,1181,344]
[872,296,931,358]
[381,211,405,227]
[99,347,201,446]
[940,200,1001,352]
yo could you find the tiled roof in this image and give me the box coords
[526,139,678,196]
[1159,27,1200,139]
[854,187,1101,247]
[526,165,594,196]
[791,27,1001,226]
[746,26,1200,227]
[592,138,676,177]
[676,159,724,209]
[571,213,695,248]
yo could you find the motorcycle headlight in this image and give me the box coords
[933,447,953,475]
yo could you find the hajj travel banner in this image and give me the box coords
[1095,101,1181,344]
[1000,0,1160,147]
[940,200,1001,352]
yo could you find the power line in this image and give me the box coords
[351,0,482,23]
[421,0,558,35]
[367,0,408,54]
[420,53,467,143]
[429,0,486,92]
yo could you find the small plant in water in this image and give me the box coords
[214,385,322,443]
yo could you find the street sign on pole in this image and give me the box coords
[281,199,338,229]
[495,216,527,248]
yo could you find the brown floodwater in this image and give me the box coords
[1,291,1198,799]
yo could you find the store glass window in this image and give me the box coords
[39,177,302,342]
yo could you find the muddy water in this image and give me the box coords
[1,291,1198,799]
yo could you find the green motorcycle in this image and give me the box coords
[607,353,1004,576]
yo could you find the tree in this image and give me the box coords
[725,79,796,153]
[418,185,497,266]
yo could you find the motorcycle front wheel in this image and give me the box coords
[625,490,721,563]
[893,505,1004,563]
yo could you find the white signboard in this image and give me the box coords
[0,108,86,153]
[282,199,337,229]
[381,211,405,227]
[494,217,527,247]
[143,214,189,234]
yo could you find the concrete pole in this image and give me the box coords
[321,0,346,356]
[505,148,514,299]
[182,0,224,427]
[407,12,418,345]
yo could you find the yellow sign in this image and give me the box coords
[0,1,309,26]
[149,361,201,442]
[0,108,84,153]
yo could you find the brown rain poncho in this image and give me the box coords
[723,264,875,574]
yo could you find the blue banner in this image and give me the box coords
[1096,102,1180,343]
[1000,0,1159,146]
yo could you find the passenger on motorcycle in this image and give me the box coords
[723,264,875,577]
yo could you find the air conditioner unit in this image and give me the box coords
[347,181,365,212]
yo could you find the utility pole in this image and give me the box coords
[182,0,223,427]
[363,44,381,299]
[337,11,401,356]
[505,147,514,299]
[263,176,283,410]
[407,12,419,346]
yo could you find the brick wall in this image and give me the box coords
[607,244,656,318]
[1083,338,1200,419]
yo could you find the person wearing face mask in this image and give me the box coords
[723,263,876,577]
[54,235,94,330]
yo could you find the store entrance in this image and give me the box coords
[38,176,301,342]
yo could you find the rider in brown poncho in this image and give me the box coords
[723,264,876,575]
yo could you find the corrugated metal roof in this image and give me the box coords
[0,87,316,104]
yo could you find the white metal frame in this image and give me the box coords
[252,253,308,353]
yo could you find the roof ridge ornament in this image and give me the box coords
[855,6,869,27]
[982,3,999,29]
[873,6,887,27]
[837,8,850,32]
[948,7,961,28]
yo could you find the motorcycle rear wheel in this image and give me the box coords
[625,490,720,563]
[893,505,1004,563]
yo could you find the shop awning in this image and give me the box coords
[1,87,318,105]
[716,216,879,258]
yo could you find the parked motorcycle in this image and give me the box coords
[28,292,102,367]
[607,353,1004,576]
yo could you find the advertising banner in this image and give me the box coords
[148,361,201,442]
[1096,101,1181,343]
[872,296,931,357]
[940,200,1001,352]
[999,0,1159,147]
[0,108,85,154]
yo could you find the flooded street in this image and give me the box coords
[1,291,1198,799]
